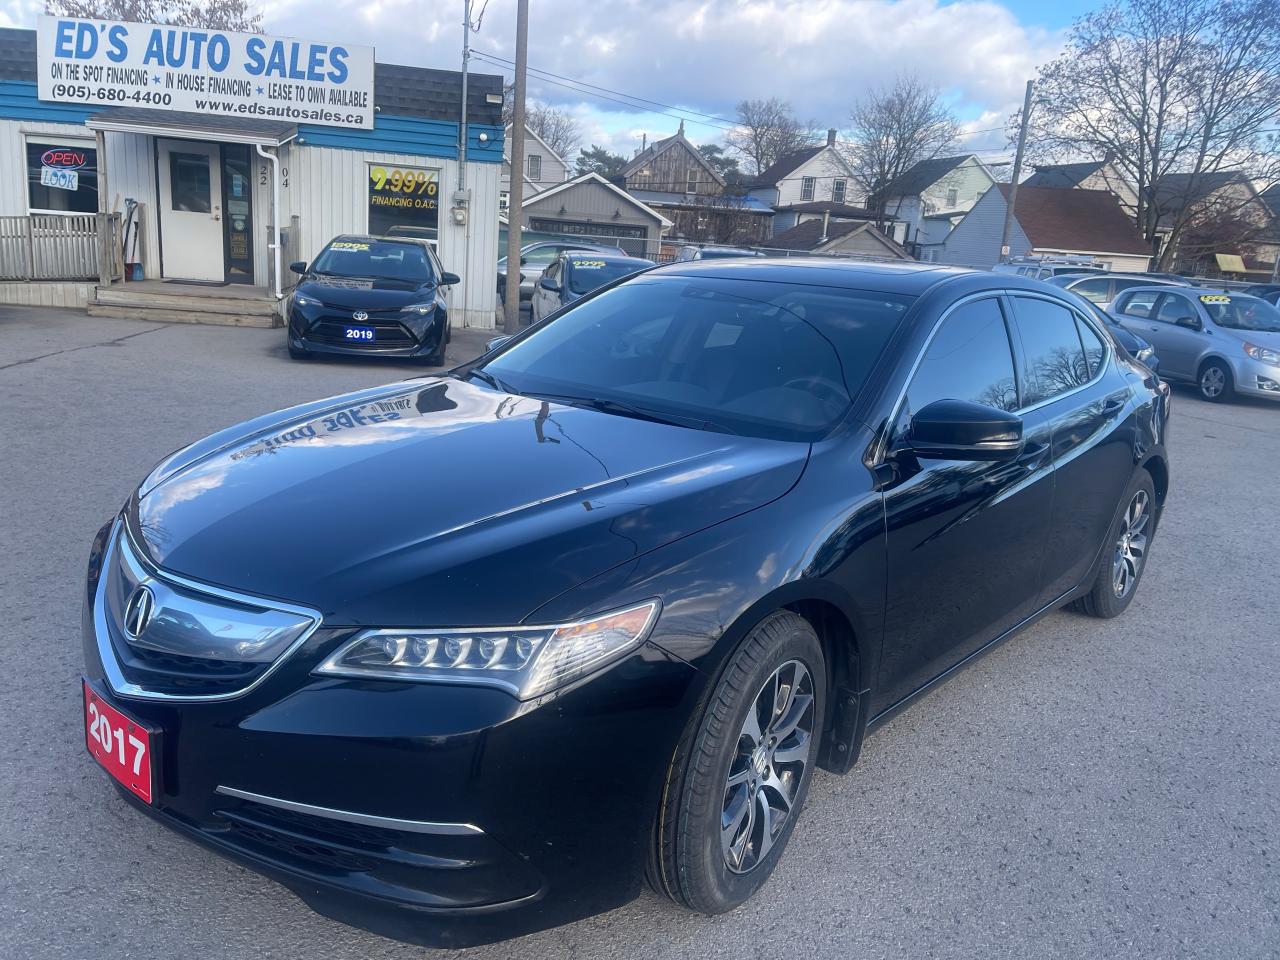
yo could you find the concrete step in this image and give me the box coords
[94,286,278,317]
[87,302,281,328]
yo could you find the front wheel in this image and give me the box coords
[1198,360,1233,402]
[650,611,825,914]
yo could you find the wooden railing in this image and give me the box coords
[0,213,123,284]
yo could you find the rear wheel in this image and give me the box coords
[650,611,825,914]
[1075,470,1156,618]
[1198,360,1233,402]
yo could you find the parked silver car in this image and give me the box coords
[1109,286,1280,402]
[1045,272,1187,309]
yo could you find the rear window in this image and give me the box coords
[312,239,433,282]
[484,276,913,442]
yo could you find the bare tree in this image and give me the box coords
[526,103,582,160]
[846,73,960,230]
[1024,0,1280,268]
[45,0,261,30]
[725,98,814,175]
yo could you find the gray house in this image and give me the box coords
[517,172,670,257]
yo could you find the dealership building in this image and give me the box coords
[0,21,505,327]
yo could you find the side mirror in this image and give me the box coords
[289,261,307,275]
[440,271,461,286]
[907,399,1023,461]
[485,335,512,352]
[519,256,528,266]
[539,275,561,292]
[1174,315,1201,331]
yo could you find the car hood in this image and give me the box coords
[133,378,809,626]
[1216,326,1280,349]
[298,275,433,309]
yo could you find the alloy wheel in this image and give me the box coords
[721,659,815,875]
[1112,489,1150,599]
[1200,365,1226,399]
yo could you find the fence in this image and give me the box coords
[0,213,124,283]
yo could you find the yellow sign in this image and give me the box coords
[330,241,370,251]
[1199,294,1232,303]
[572,260,607,268]
[370,166,438,197]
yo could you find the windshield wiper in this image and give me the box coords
[465,368,518,394]
[525,392,734,433]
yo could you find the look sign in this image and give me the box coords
[36,15,374,129]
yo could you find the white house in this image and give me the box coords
[500,124,570,210]
[878,154,997,253]
[745,130,859,236]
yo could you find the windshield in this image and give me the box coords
[566,258,646,295]
[1200,294,1280,332]
[311,239,433,282]
[480,275,913,442]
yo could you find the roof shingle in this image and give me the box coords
[998,184,1149,255]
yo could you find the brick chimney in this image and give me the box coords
[826,128,837,147]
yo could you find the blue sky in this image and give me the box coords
[0,0,1096,162]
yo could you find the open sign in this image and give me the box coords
[41,148,87,169]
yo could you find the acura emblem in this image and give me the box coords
[352,310,369,321]
[123,584,156,640]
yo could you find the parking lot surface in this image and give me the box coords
[2,306,1278,959]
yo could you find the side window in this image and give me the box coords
[1154,294,1195,324]
[1118,291,1158,319]
[1013,296,1092,405]
[1076,316,1107,378]
[905,298,1019,415]
[1071,277,1112,304]
[1111,278,1146,295]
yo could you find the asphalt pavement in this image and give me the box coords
[2,306,1277,959]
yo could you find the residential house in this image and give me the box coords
[877,154,997,253]
[939,184,1151,271]
[743,130,859,236]
[500,124,571,211]
[1024,159,1138,217]
[516,172,671,258]
[1152,171,1278,278]
[619,121,773,243]
[766,218,911,260]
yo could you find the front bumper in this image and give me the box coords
[1230,356,1280,400]
[81,523,702,947]
[288,306,446,360]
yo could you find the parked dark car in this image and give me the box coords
[82,260,1170,948]
[1110,285,1280,402]
[530,252,655,322]
[497,240,626,306]
[286,235,458,363]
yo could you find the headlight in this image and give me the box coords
[1243,341,1280,365]
[314,601,659,699]
[401,302,436,316]
[291,292,320,309]
[1135,346,1156,364]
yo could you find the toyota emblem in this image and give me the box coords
[352,310,369,321]
[123,584,156,640]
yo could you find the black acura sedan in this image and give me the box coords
[82,260,1170,947]
[286,235,460,363]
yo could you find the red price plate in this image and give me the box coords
[83,681,154,804]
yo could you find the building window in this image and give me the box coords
[832,179,847,204]
[801,177,816,201]
[368,163,441,237]
[528,154,542,181]
[26,139,99,214]
[946,187,958,208]
[687,170,698,195]
[500,191,510,212]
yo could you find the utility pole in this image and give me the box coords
[502,0,529,334]
[1000,79,1034,262]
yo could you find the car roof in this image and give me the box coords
[648,258,977,295]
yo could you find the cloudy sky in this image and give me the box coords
[1,0,1092,162]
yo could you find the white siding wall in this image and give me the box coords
[102,131,160,279]
[775,148,856,207]
[939,188,1028,268]
[288,144,501,328]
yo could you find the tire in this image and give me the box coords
[1075,470,1157,619]
[650,611,826,914]
[1197,359,1234,403]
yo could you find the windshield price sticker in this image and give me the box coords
[1200,295,1232,303]
[40,166,79,191]
[330,241,370,251]
[572,260,607,268]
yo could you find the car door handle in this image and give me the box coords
[1102,392,1127,414]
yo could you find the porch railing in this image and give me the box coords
[0,213,124,284]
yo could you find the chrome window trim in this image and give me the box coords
[873,288,1114,464]
[214,785,483,836]
[92,519,324,703]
